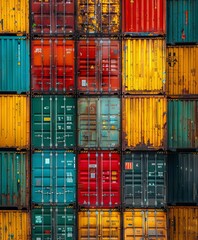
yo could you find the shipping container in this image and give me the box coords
[32,206,76,240]
[0,37,30,93]
[123,152,166,208]
[32,95,76,149]
[78,97,120,149]
[0,0,29,34]
[167,0,198,44]
[78,209,120,240]
[124,209,167,240]
[122,39,166,94]
[0,211,30,240]
[168,100,198,149]
[122,96,167,150]
[77,0,120,35]
[31,0,74,35]
[32,151,76,205]
[78,151,120,208]
[77,39,121,94]
[0,152,29,209]
[122,0,166,36]
[31,39,75,93]
[0,95,30,149]
[166,45,198,96]
[168,153,198,205]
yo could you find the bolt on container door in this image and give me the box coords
[167,0,198,44]
[122,96,167,150]
[78,97,120,149]
[32,206,76,240]
[32,151,76,205]
[32,95,76,149]
[122,0,166,36]
[166,46,198,96]
[78,151,120,208]
[78,209,120,240]
[124,210,167,240]
[123,152,166,208]
[77,0,120,35]
[77,39,120,94]
[168,100,198,149]
[31,0,74,35]
[0,37,30,93]
[31,39,75,93]
[168,153,198,205]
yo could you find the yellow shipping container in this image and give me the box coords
[122,39,166,94]
[0,95,29,149]
[122,96,167,150]
[168,207,198,240]
[0,0,29,34]
[78,209,120,240]
[167,46,198,96]
[124,209,167,240]
[0,211,30,240]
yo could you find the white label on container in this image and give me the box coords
[82,80,87,86]
[35,216,42,224]
[45,158,50,164]
[36,238,41,240]
[89,164,97,168]
[91,173,96,178]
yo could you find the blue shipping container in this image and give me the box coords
[0,37,30,93]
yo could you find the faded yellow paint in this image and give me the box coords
[0,95,30,149]
[122,39,166,94]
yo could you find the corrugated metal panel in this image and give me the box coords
[0,37,30,93]
[167,0,198,44]
[78,210,120,240]
[0,0,29,34]
[168,153,198,205]
[122,96,167,150]
[31,0,74,35]
[0,95,30,149]
[168,100,198,149]
[0,211,30,240]
[31,95,76,149]
[123,0,166,35]
[31,39,75,93]
[123,152,166,208]
[166,45,198,96]
[77,39,120,94]
[124,209,167,240]
[168,207,198,240]
[122,39,166,94]
[78,151,120,208]
[77,0,120,35]
[78,97,120,149]
[32,206,76,240]
[32,151,76,205]
[0,152,29,209]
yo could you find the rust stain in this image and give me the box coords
[181,29,186,39]
[185,10,188,25]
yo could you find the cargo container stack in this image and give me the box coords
[166,1,198,239]
[30,1,76,239]
[122,1,167,239]
[0,0,31,238]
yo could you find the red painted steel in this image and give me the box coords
[78,152,120,208]
[77,39,120,93]
[31,39,75,93]
[122,0,166,35]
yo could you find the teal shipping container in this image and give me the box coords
[167,0,198,44]
[0,37,30,93]
[32,95,76,149]
[32,151,76,205]
[32,206,76,240]
[0,152,29,209]
[168,100,198,149]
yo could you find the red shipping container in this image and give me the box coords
[31,39,75,93]
[78,152,120,208]
[31,0,74,35]
[77,39,120,94]
[122,0,166,35]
